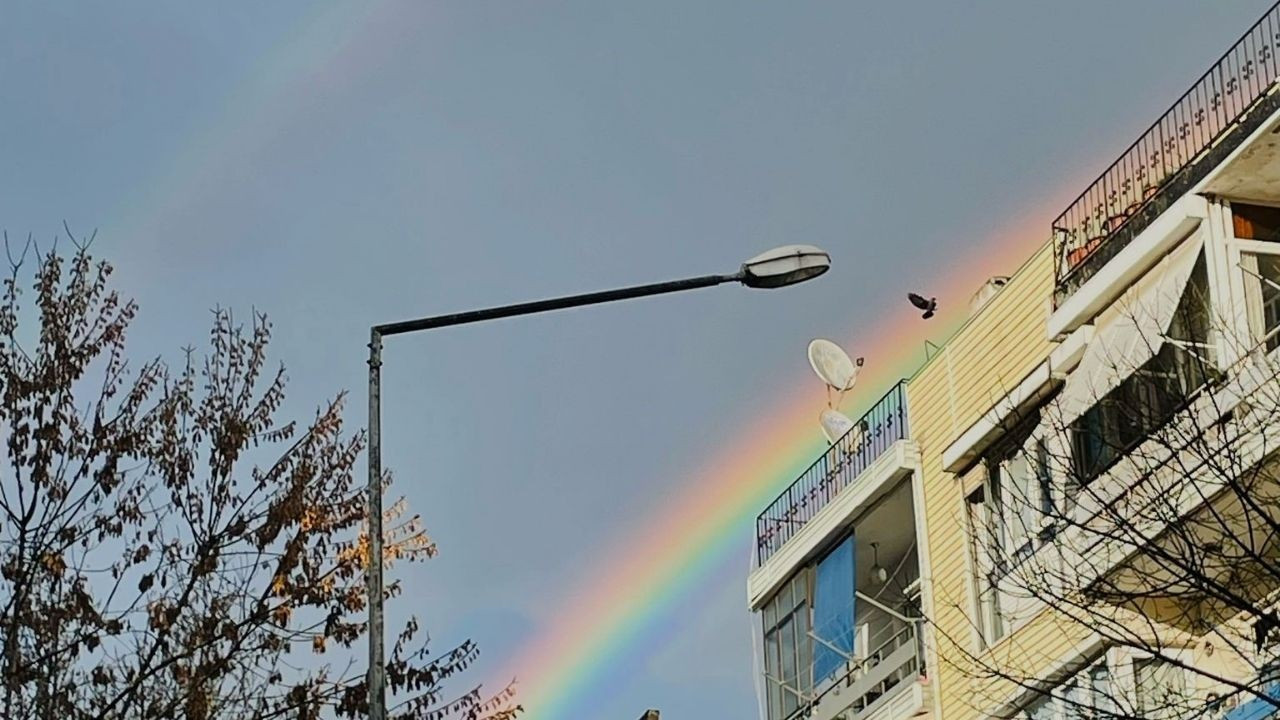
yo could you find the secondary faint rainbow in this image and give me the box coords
[501,201,1062,718]
[108,4,421,249]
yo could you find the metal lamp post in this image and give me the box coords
[364,245,830,719]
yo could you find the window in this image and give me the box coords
[987,412,1048,557]
[1023,694,1054,720]
[1063,663,1114,719]
[1035,439,1054,517]
[1242,253,1280,352]
[1233,202,1280,241]
[760,533,864,719]
[1069,255,1213,487]
[763,571,812,720]
[992,439,1051,559]
[997,449,1035,555]
[1134,657,1186,720]
[966,479,1005,646]
[966,411,1056,647]
[1017,657,1113,720]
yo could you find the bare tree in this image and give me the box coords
[934,256,1280,719]
[0,236,519,720]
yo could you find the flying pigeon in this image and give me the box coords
[908,293,937,319]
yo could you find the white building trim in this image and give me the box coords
[941,362,1058,474]
[1048,195,1208,339]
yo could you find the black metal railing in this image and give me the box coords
[756,382,908,564]
[1054,0,1280,301]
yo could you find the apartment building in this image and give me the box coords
[748,3,1280,719]
[915,3,1280,718]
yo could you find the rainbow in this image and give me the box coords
[109,4,411,248]
[499,204,1060,718]
[96,5,1099,714]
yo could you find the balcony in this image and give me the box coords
[804,599,930,720]
[757,487,929,720]
[1055,340,1280,616]
[1054,0,1280,304]
[756,382,909,565]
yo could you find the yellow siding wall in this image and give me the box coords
[907,241,1072,719]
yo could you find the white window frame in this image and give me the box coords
[1014,654,1116,720]
[1235,246,1280,351]
[1125,651,1191,720]
[1007,647,1196,720]
[965,473,1006,649]
[966,411,1068,649]
[761,570,814,720]
[1219,199,1280,364]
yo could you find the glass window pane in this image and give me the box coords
[1135,658,1184,720]
[764,629,779,677]
[792,570,807,611]
[986,470,1006,566]
[765,630,782,720]
[780,618,798,717]
[986,583,1004,641]
[1063,679,1084,720]
[1036,439,1054,516]
[966,488,993,646]
[1256,255,1280,351]
[1024,693,1054,720]
[1002,452,1033,551]
[780,618,796,682]
[796,603,812,694]
[1090,663,1113,714]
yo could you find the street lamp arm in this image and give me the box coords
[363,244,828,719]
[373,272,741,338]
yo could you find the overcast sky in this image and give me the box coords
[1,2,1271,717]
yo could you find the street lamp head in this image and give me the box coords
[739,245,831,289]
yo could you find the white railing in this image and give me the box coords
[806,594,926,720]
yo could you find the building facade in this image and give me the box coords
[749,3,1280,719]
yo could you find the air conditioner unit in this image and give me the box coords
[969,276,1011,316]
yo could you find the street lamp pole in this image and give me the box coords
[364,246,830,719]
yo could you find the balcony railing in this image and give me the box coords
[811,621,925,720]
[756,382,908,564]
[1054,0,1280,302]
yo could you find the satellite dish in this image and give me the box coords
[819,409,857,444]
[808,339,862,391]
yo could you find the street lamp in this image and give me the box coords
[364,245,829,719]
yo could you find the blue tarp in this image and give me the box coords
[813,535,855,684]
[1223,678,1280,720]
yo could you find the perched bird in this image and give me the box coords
[908,293,937,319]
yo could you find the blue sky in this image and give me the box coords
[0,2,1269,717]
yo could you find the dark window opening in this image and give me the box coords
[1233,202,1280,242]
[1069,254,1214,488]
